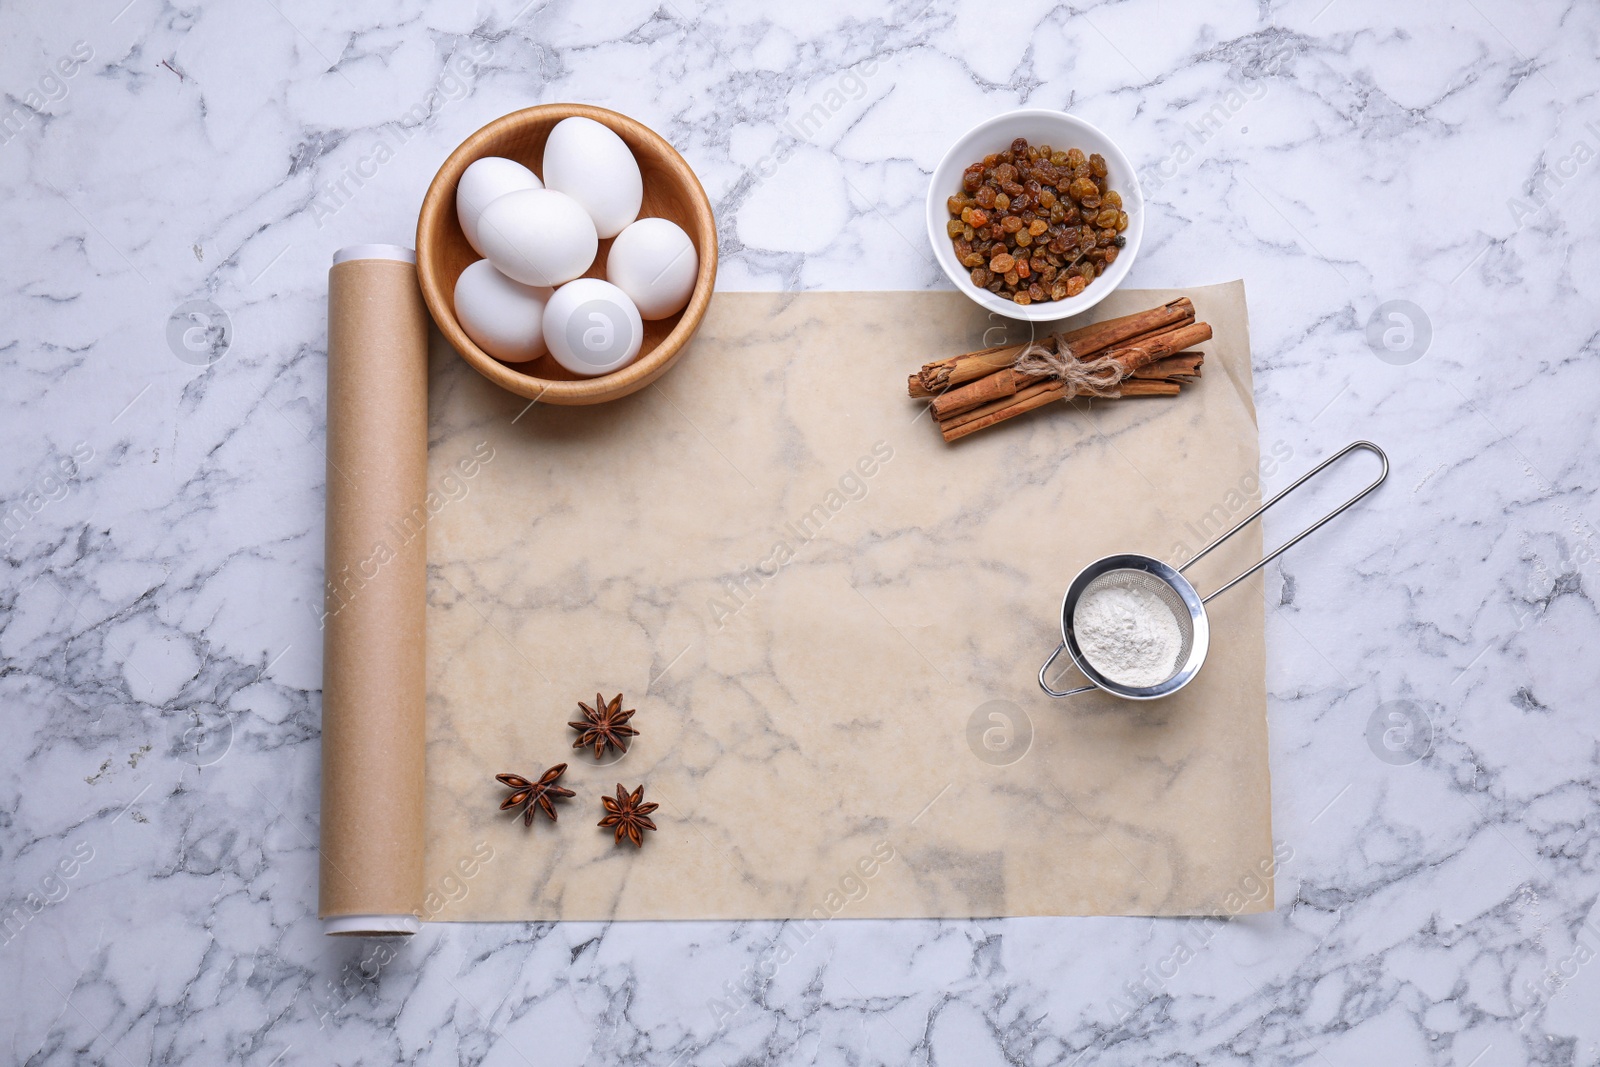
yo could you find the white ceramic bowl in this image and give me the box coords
[926,110,1143,322]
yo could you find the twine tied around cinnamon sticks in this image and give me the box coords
[1009,339,1128,399]
[906,297,1213,442]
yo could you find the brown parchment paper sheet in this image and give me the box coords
[319,258,430,921]
[421,282,1273,920]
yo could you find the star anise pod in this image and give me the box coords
[598,783,658,847]
[568,693,639,760]
[496,764,575,826]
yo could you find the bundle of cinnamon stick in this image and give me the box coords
[908,298,1211,442]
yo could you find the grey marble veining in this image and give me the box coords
[2,0,1597,1064]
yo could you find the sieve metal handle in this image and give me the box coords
[1038,643,1096,697]
[1178,441,1388,604]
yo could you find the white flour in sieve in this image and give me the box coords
[1073,583,1183,688]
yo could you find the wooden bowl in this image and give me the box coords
[416,104,717,405]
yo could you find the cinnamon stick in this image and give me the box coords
[939,379,1064,432]
[934,350,1203,438]
[1134,351,1203,379]
[910,343,1028,397]
[938,378,1185,441]
[930,319,1208,421]
[910,297,1195,397]
[912,299,1211,441]
[1118,379,1182,397]
[929,367,1027,420]
[1055,297,1194,361]
[941,386,1067,442]
[1103,321,1212,373]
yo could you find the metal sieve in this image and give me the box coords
[1039,441,1389,701]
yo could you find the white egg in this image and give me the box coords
[542,117,643,239]
[605,217,699,320]
[456,157,541,256]
[453,259,552,364]
[542,278,644,377]
[475,188,598,288]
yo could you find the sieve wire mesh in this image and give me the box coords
[1069,568,1194,688]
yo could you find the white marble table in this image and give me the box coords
[3,1,1596,1063]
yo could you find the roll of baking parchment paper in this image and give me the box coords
[319,244,429,936]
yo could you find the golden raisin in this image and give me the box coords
[989,252,1015,274]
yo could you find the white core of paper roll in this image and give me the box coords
[323,913,421,937]
[332,244,417,266]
